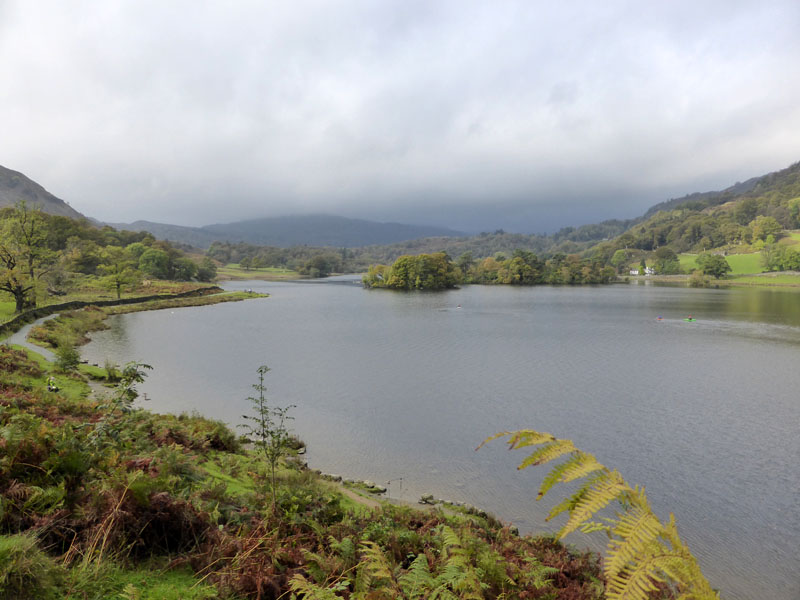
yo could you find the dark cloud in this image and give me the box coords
[1,1,798,231]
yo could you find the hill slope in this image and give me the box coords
[115,215,465,248]
[0,165,84,219]
[606,161,800,254]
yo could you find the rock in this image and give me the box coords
[419,493,435,505]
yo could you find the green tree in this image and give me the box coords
[749,215,782,241]
[172,257,198,281]
[98,246,140,299]
[239,365,295,514]
[610,249,631,274]
[0,202,54,311]
[696,253,731,278]
[734,197,758,226]
[653,247,680,274]
[138,248,169,279]
[196,257,217,282]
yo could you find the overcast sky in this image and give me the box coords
[1,1,799,232]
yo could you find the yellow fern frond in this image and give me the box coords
[560,470,630,537]
[289,574,344,600]
[478,429,556,452]
[538,451,605,499]
[607,551,692,600]
[518,439,576,470]
[605,505,664,581]
[546,474,603,521]
[356,540,398,594]
[482,428,718,600]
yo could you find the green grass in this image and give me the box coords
[679,252,765,275]
[729,273,800,286]
[200,458,256,497]
[784,230,800,243]
[217,264,300,280]
[9,345,93,402]
[84,565,220,600]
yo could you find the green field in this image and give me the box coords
[729,273,800,286]
[679,253,764,275]
[216,263,300,280]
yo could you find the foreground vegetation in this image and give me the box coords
[0,339,610,599]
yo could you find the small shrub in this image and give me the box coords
[104,359,121,382]
[688,269,711,288]
[54,343,80,373]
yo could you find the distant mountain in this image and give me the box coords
[109,220,222,248]
[114,214,465,248]
[0,165,84,219]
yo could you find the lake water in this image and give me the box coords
[81,278,800,600]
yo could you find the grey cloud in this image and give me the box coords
[1,1,799,231]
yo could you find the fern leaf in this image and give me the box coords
[439,525,461,553]
[398,554,435,599]
[557,452,605,484]
[605,506,664,580]
[518,439,576,470]
[559,470,630,537]
[537,451,601,498]
[546,472,607,521]
[355,540,398,595]
[289,574,344,600]
[478,429,555,452]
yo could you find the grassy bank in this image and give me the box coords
[216,263,301,281]
[0,280,220,324]
[0,337,606,599]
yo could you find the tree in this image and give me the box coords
[652,247,680,274]
[239,365,295,514]
[456,252,475,281]
[734,197,758,226]
[749,215,782,241]
[196,257,217,282]
[0,202,54,311]
[172,257,198,281]
[98,246,141,299]
[138,248,169,279]
[610,249,631,274]
[696,253,731,279]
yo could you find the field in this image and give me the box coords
[679,253,764,275]
[728,273,800,287]
[216,263,300,280]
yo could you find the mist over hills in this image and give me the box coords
[2,160,797,259]
[0,165,84,219]
[109,215,464,249]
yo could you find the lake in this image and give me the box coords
[81,278,800,600]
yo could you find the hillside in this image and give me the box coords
[114,214,465,248]
[604,161,800,254]
[0,165,84,219]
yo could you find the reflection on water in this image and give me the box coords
[82,280,800,600]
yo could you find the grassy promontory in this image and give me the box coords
[0,305,606,599]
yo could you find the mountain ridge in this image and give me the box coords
[0,165,85,219]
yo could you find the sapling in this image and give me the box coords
[239,365,295,514]
[88,361,151,451]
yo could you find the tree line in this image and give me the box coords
[362,250,617,290]
[0,203,217,312]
